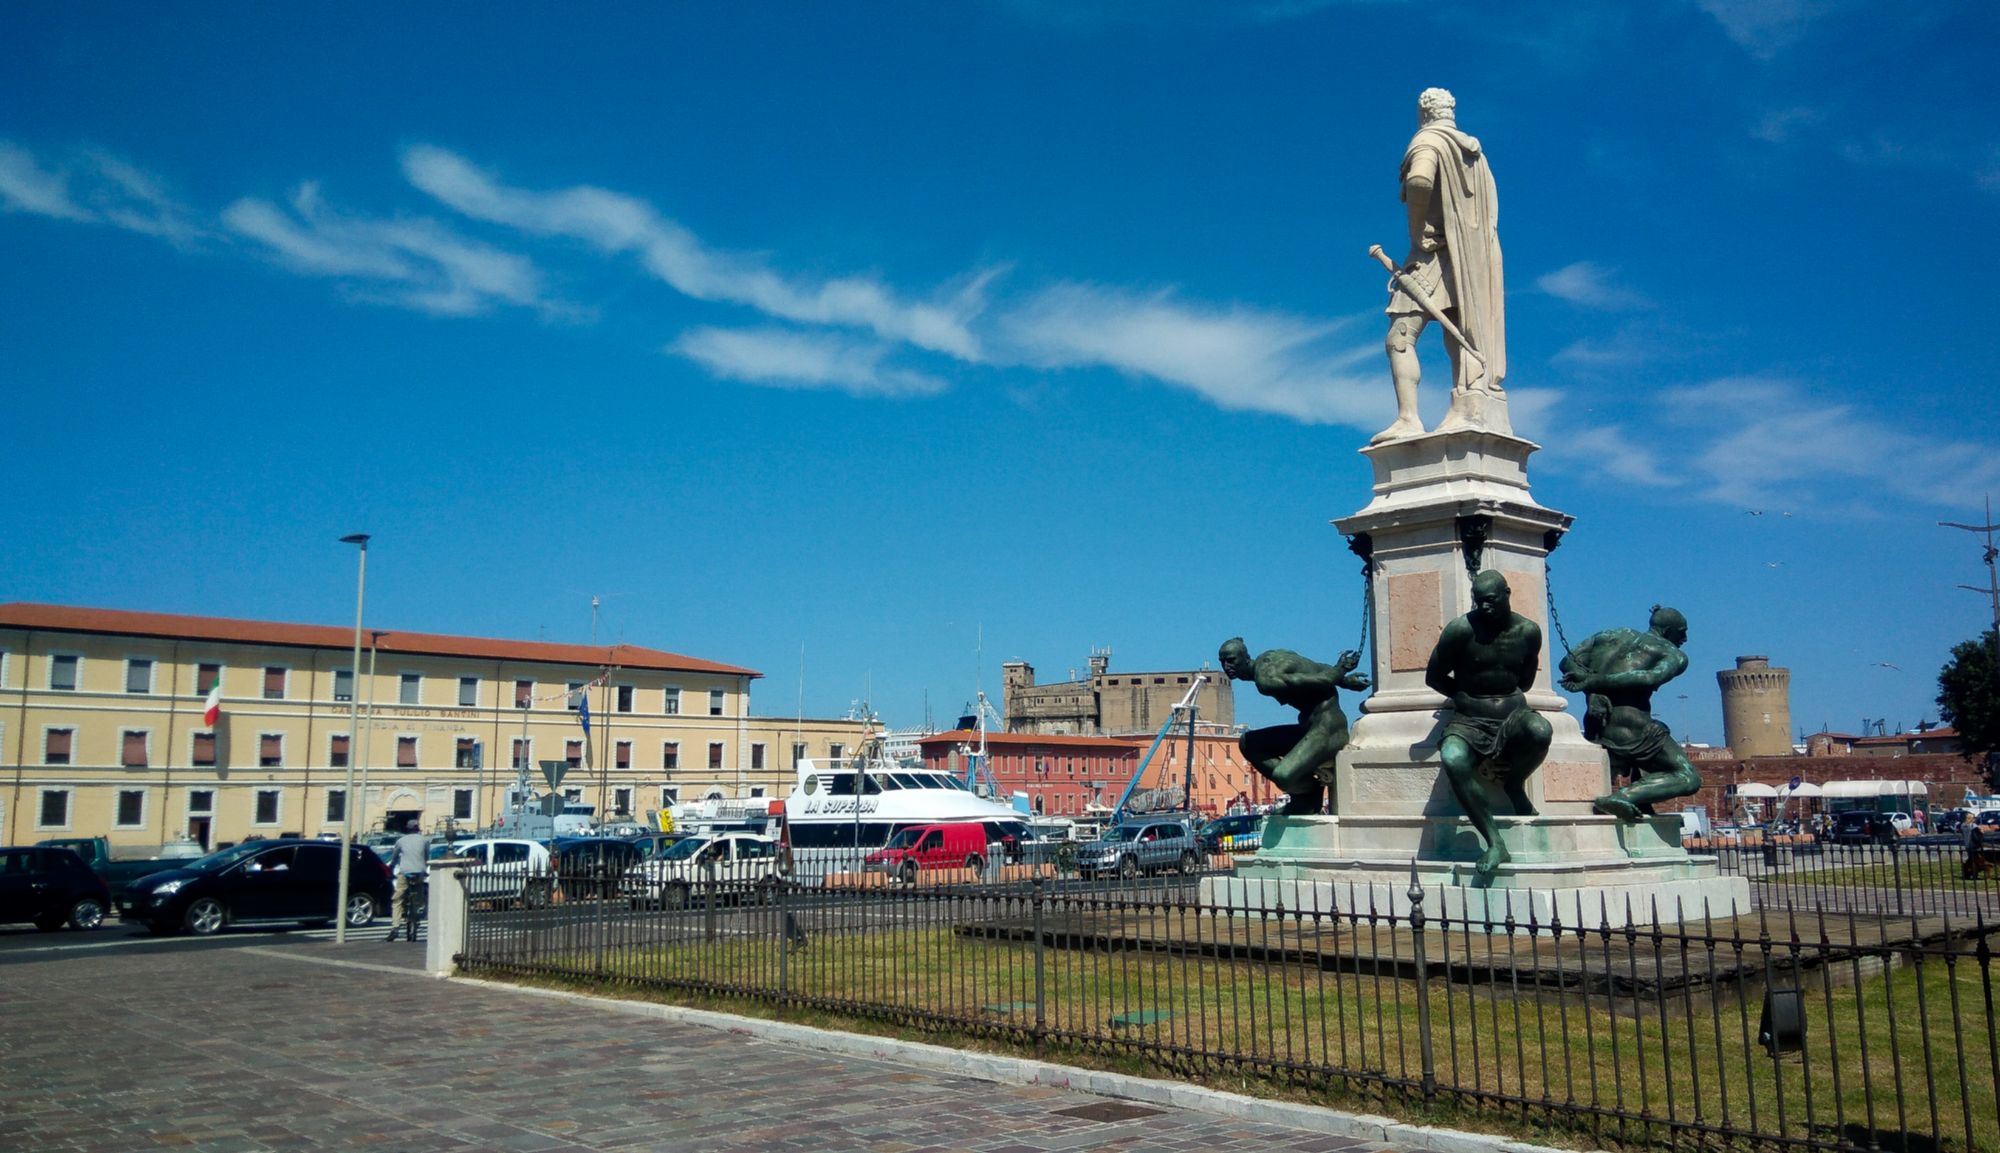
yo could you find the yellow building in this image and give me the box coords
[0,603,866,849]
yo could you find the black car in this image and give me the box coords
[553,837,646,899]
[1197,813,1266,854]
[0,846,112,931]
[1831,811,1893,846]
[121,840,392,935]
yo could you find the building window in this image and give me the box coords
[259,734,284,768]
[39,789,71,828]
[122,730,149,768]
[458,676,479,707]
[44,728,73,765]
[253,789,281,825]
[330,734,350,768]
[515,679,533,709]
[192,731,217,767]
[615,740,632,769]
[567,681,584,710]
[126,659,153,694]
[115,789,146,828]
[49,654,79,691]
[792,743,807,769]
[399,674,421,705]
[613,787,632,815]
[751,743,766,770]
[263,666,287,699]
[452,788,474,821]
[325,789,346,823]
[333,668,354,702]
[749,786,766,798]
[188,789,214,815]
[829,743,844,761]
[662,742,680,770]
[617,684,634,713]
[456,738,478,769]
[708,689,725,717]
[660,786,679,808]
[196,662,221,694]
[397,737,418,768]
[708,741,725,770]
[565,740,583,768]
[512,738,530,769]
[663,687,681,715]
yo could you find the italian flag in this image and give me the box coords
[202,679,224,726]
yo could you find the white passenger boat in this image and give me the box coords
[781,754,1036,883]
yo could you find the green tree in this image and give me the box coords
[1936,629,2000,787]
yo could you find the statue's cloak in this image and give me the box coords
[1402,123,1505,386]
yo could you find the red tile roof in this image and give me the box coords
[0,602,760,677]
[916,729,1146,751]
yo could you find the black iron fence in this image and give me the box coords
[458,853,2000,1153]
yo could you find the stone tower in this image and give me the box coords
[1717,656,1793,757]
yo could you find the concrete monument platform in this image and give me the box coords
[1200,428,1748,928]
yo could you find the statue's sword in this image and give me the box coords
[1369,244,1488,387]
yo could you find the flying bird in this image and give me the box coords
[1869,662,1902,672]
[1746,510,1764,516]
[1765,562,1784,568]
[1781,511,1794,517]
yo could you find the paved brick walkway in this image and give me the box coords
[2,938,1408,1152]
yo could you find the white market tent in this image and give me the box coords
[1733,783,1779,797]
[1822,780,1928,798]
[1779,781,1822,797]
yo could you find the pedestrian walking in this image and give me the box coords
[1965,818,1989,881]
[387,820,428,942]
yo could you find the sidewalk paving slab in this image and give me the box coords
[0,938,1579,1153]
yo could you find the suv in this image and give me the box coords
[1078,820,1201,880]
[1831,811,1894,846]
[0,846,111,931]
[625,833,782,909]
[1197,813,1265,855]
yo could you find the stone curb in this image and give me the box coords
[443,970,1586,1153]
[259,949,1590,1153]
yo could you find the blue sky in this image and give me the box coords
[3,1,1996,743]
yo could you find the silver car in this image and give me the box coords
[1077,820,1201,880]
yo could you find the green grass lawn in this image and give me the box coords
[472,911,1999,1152]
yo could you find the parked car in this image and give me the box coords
[1831,811,1895,845]
[428,838,553,907]
[120,840,391,935]
[864,823,990,881]
[553,837,646,900]
[625,833,782,909]
[1078,820,1202,880]
[1197,813,1265,855]
[0,846,112,931]
[34,836,205,900]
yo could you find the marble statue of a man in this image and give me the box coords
[1372,87,1508,445]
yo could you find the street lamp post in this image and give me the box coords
[334,534,369,944]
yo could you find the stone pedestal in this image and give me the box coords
[1203,429,1748,927]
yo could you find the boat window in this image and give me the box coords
[824,773,856,796]
[888,773,920,790]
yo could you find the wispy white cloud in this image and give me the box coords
[1002,283,1385,426]
[672,326,947,398]
[0,140,92,220]
[1536,261,1650,311]
[1750,106,1826,145]
[222,182,557,318]
[0,140,202,243]
[1696,0,1832,58]
[402,145,986,358]
[1662,376,2000,510]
